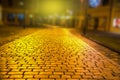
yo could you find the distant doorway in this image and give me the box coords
[94,17,99,30]
[18,14,25,26]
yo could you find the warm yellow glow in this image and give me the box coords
[41,1,63,14]
[0,28,119,79]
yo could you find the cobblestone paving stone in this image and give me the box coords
[0,28,120,80]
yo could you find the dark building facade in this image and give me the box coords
[1,0,42,26]
[77,0,120,34]
[1,0,81,27]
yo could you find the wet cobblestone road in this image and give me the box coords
[0,28,120,80]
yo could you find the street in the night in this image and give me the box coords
[0,0,120,80]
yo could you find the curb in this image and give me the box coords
[84,36,120,54]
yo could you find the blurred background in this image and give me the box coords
[0,0,120,53]
[0,0,120,33]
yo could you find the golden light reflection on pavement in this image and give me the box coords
[0,28,120,79]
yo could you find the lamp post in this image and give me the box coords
[108,0,113,31]
[82,0,88,35]
[29,14,34,26]
[0,4,2,25]
[66,9,73,27]
[19,0,25,28]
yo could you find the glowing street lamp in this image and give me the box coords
[40,1,63,14]
[67,9,73,15]
[19,1,24,6]
[66,16,71,19]
[49,15,53,19]
[29,14,33,18]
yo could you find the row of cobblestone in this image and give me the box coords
[0,28,120,80]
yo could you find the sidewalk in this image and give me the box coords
[70,29,120,65]
[84,30,120,53]
[0,26,40,46]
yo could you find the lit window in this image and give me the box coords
[89,0,101,8]
[18,14,25,21]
